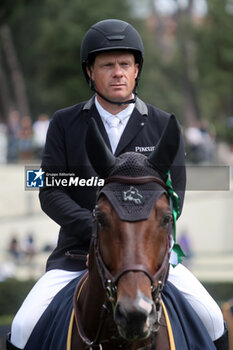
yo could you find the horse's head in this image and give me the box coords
[86,115,180,342]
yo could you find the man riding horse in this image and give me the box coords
[8,19,228,349]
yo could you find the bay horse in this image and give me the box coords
[67,116,214,350]
[69,116,176,350]
[24,115,215,350]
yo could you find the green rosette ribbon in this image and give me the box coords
[166,171,185,265]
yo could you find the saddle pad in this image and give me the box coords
[66,280,176,350]
[24,272,85,350]
[24,278,216,350]
[162,282,216,350]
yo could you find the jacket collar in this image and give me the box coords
[83,95,148,156]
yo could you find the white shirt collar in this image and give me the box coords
[95,96,135,125]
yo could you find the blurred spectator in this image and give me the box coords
[9,235,21,261]
[178,229,193,267]
[229,144,233,164]
[18,115,34,160]
[42,243,55,253]
[0,118,7,163]
[199,118,216,162]
[227,144,233,178]
[215,141,233,178]
[185,119,215,164]
[24,233,37,260]
[33,114,50,159]
[7,110,21,162]
[225,116,233,176]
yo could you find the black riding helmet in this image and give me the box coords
[80,19,144,105]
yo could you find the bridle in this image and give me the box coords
[92,221,170,303]
[73,175,171,349]
[94,175,170,297]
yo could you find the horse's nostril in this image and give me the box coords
[114,303,128,328]
[114,300,152,340]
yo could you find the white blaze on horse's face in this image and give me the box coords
[137,290,153,315]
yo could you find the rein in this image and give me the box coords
[73,272,109,349]
[73,175,171,349]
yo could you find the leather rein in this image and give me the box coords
[73,175,171,349]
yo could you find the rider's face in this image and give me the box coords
[88,51,139,104]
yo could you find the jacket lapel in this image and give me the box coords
[115,101,148,156]
[84,97,112,150]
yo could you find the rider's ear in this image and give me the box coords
[86,118,116,178]
[86,66,91,78]
[147,114,180,176]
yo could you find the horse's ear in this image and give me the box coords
[147,114,180,175]
[86,118,116,178]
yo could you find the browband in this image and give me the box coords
[104,175,167,191]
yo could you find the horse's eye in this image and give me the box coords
[161,213,173,229]
[96,211,109,228]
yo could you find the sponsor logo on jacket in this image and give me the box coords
[135,146,155,153]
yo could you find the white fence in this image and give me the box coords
[0,164,232,281]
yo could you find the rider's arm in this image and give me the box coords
[39,112,93,245]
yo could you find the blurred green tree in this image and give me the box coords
[0,0,232,137]
[139,0,233,130]
[0,0,32,119]
[196,0,233,127]
[7,0,134,118]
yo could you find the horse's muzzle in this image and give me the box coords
[114,293,156,341]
